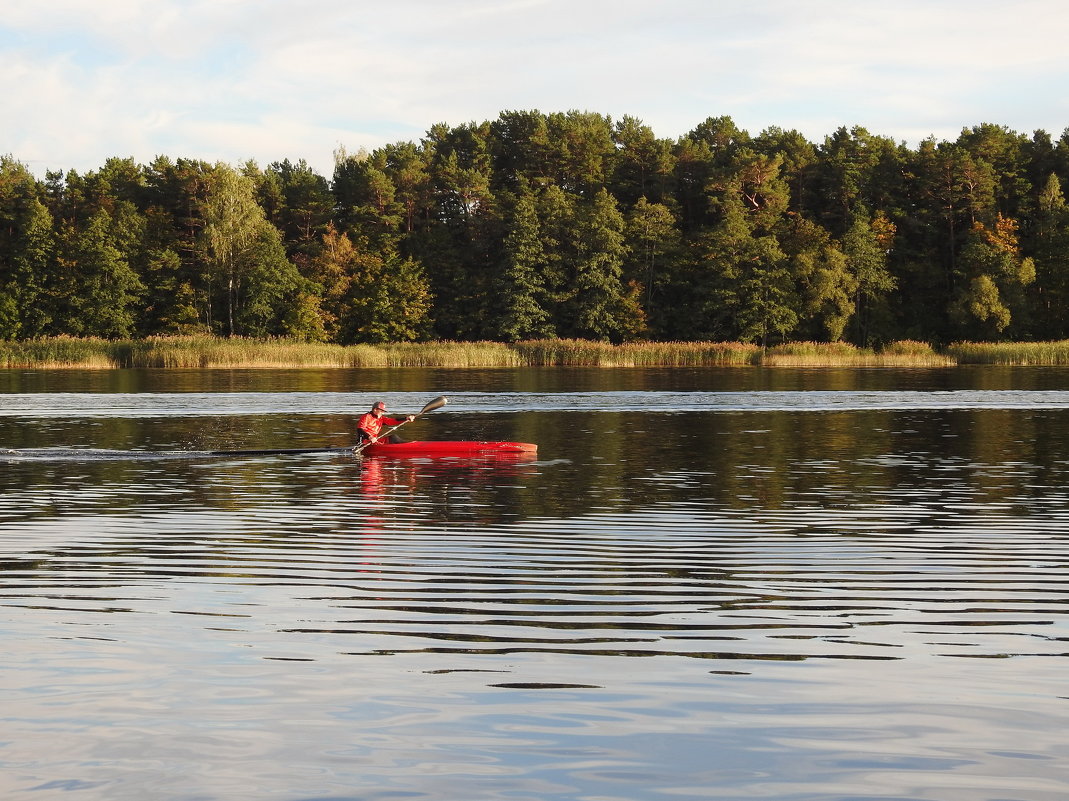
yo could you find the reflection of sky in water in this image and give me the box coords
[1,384,1068,800]
[4,389,1069,417]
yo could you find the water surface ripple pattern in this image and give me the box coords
[1,372,1067,801]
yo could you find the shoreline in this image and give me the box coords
[2,336,1069,369]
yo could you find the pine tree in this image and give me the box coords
[1031,174,1069,336]
[4,198,55,338]
[624,197,680,334]
[56,210,144,337]
[689,189,795,344]
[565,189,638,341]
[842,207,896,344]
[495,188,554,341]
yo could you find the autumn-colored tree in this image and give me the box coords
[309,225,432,344]
[949,215,1035,338]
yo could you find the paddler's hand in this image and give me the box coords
[405,415,415,422]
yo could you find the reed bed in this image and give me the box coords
[758,341,871,367]
[0,337,527,369]
[0,335,1057,369]
[0,336,352,369]
[512,339,759,366]
[378,341,523,368]
[0,337,119,368]
[758,340,954,367]
[117,337,357,368]
[945,341,1069,365]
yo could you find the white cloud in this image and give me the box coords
[2,0,1068,177]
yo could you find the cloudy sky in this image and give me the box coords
[3,0,1067,178]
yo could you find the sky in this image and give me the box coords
[3,0,1068,179]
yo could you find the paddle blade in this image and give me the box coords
[418,396,448,415]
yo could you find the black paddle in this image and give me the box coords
[352,395,448,455]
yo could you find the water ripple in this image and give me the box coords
[3,386,1069,801]
[4,388,1069,418]
[3,501,1066,669]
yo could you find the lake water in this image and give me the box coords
[2,367,1068,801]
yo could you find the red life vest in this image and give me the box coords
[358,412,404,439]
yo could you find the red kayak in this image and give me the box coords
[360,440,537,458]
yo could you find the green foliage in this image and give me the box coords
[610,116,676,205]
[1030,174,1069,337]
[142,249,204,334]
[949,216,1035,337]
[280,290,330,342]
[814,126,903,234]
[55,210,144,338]
[202,164,301,336]
[688,189,795,344]
[564,189,634,341]
[780,216,856,341]
[0,158,53,338]
[624,197,680,329]
[751,126,817,215]
[3,197,55,338]
[494,187,555,341]
[311,225,433,345]
[6,111,1069,347]
[842,207,896,344]
[342,254,434,344]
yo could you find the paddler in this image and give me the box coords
[357,401,415,445]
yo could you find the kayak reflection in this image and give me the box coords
[352,452,540,533]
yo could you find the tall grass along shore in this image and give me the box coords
[3,336,1067,369]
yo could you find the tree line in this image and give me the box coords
[3,111,1069,345]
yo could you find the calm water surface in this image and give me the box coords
[1,368,1068,800]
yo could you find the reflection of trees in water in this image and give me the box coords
[500,408,1069,516]
[5,406,1069,614]
[320,408,1069,522]
[4,407,1069,534]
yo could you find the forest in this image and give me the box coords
[2,111,1069,346]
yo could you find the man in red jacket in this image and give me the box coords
[357,401,415,445]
